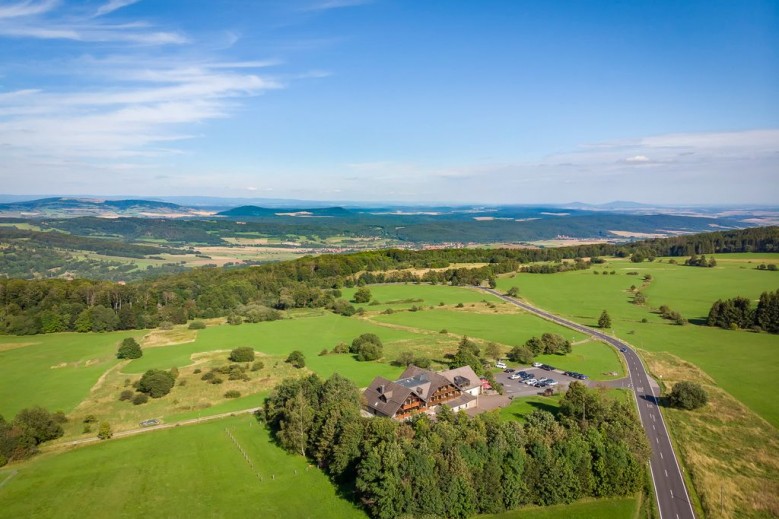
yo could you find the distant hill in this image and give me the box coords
[217,206,353,218]
[0,197,211,218]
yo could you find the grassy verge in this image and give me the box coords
[481,495,640,519]
[643,350,779,518]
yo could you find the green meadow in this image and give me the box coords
[483,496,640,519]
[0,330,143,418]
[125,312,416,386]
[373,307,588,347]
[496,254,779,426]
[0,415,366,519]
[342,283,501,311]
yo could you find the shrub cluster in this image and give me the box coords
[350,333,383,362]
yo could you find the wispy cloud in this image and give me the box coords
[94,0,141,17]
[0,0,186,44]
[0,0,58,19]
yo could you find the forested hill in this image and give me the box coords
[0,226,776,336]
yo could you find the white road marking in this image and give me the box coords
[660,452,664,459]
[665,469,668,477]
[656,437,659,444]
[653,425,656,431]
[671,489,674,499]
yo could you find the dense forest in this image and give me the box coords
[0,227,777,335]
[263,374,650,519]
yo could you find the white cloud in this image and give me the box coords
[94,0,141,17]
[624,155,650,163]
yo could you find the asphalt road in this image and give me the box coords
[483,288,696,519]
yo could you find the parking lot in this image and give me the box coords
[494,364,588,397]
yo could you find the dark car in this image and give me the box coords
[517,371,530,378]
[506,368,516,373]
[535,381,549,388]
[541,364,555,371]
[620,347,628,353]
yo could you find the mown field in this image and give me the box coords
[0,415,366,519]
[0,331,143,418]
[496,254,779,427]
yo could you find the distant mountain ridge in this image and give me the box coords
[0,197,207,217]
[217,206,353,218]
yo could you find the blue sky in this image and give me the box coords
[0,0,776,204]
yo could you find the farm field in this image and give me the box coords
[0,415,367,519]
[496,254,779,427]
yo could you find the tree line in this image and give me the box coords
[1,226,776,336]
[263,374,650,519]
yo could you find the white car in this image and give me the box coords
[509,373,522,380]
[532,362,542,367]
[546,379,558,386]
[496,361,507,369]
[524,378,537,385]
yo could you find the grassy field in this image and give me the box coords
[126,313,416,386]
[496,254,779,427]
[342,283,501,311]
[534,341,625,381]
[498,388,632,423]
[0,330,144,418]
[482,496,639,519]
[372,306,589,347]
[0,415,367,519]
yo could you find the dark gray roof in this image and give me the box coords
[440,365,481,391]
[363,377,414,418]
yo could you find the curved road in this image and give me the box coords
[484,288,695,519]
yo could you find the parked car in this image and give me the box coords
[532,362,542,367]
[496,361,507,369]
[541,364,555,371]
[546,379,558,386]
[535,381,548,388]
[575,373,589,380]
[517,371,530,379]
[524,378,537,385]
[536,377,549,383]
[506,368,516,373]
[509,373,523,380]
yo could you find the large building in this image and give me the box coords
[362,365,482,420]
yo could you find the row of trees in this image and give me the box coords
[706,290,779,333]
[2,226,777,336]
[263,374,650,519]
[507,333,572,364]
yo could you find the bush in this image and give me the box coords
[350,333,383,362]
[331,342,349,354]
[83,414,98,424]
[251,361,264,371]
[353,287,372,304]
[116,337,142,359]
[210,377,224,385]
[118,390,134,402]
[178,379,187,386]
[507,345,533,364]
[158,321,174,330]
[188,320,206,330]
[138,369,176,398]
[97,421,113,440]
[193,368,202,374]
[286,350,306,368]
[82,424,92,434]
[319,348,329,356]
[229,347,255,363]
[668,381,708,410]
[224,390,241,399]
[132,393,148,405]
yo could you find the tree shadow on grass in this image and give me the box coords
[526,399,560,415]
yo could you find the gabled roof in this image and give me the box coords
[440,365,481,391]
[363,377,415,418]
[397,365,455,402]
